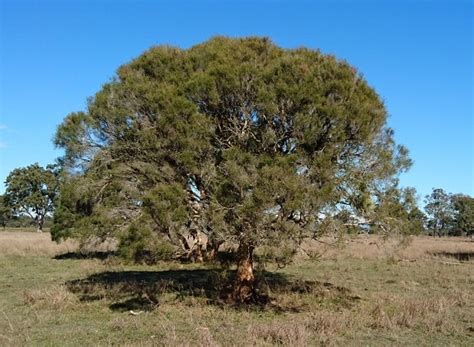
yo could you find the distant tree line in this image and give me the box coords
[424,188,474,237]
[2,163,472,238]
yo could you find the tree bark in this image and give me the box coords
[231,242,255,303]
[36,215,44,232]
[206,239,223,261]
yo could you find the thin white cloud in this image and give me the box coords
[0,124,6,131]
[0,141,6,148]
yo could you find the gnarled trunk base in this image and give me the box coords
[231,252,255,303]
[220,243,268,305]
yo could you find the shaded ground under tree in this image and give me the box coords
[65,268,359,312]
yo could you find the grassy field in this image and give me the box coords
[0,229,473,346]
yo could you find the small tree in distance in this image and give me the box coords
[424,188,456,237]
[53,37,411,303]
[4,163,59,232]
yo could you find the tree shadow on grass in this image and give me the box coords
[432,251,474,262]
[66,268,359,312]
[54,251,118,260]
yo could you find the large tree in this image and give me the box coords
[53,37,410,302]
[4,163,59,231]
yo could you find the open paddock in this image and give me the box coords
[0,230,473,346]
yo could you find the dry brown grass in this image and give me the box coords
[0,229,117,257]
[369,294,462,332]
[3,228,471,261]
[249,321,310,346]
[302,234,474,261]
[242,291,470,346]
[0,230,78,257]
[23,285,79,311]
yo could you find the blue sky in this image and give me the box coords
[0,0,472,200]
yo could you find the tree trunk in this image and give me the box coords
[36,215,44,232]
[231,243,255,303]
[206,239,223,261]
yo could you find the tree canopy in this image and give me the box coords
[4,163,59,231]
[452,194,474,236]
[0,195,12,228]
[53,37,411,302]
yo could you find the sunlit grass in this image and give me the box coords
[0,231,473,345]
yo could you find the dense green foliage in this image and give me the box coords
[53,37,412,300]
[369,187,425,235]
[0,195,12,228]
[452,194,474,236]
[4,164,59,231]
